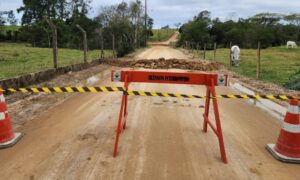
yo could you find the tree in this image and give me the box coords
[177,11,300,49]
[130,0,142,47]
[18,0,58,25]
[0,11,6,26]
[174,23,181,30]
[178,11,212,46]
[56,0,69,20]
[250,13,283,26]
[96,1,151,56]
[161,25,169,29]
[7,11,17,25]
[285,14,300,27]
[70,0,92,18]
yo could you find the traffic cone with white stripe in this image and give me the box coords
[266,98,300,163]
[0,89,22,148]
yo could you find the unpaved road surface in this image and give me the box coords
[149,31,179,46]
[135,46,188,59]
[1,45,299,180]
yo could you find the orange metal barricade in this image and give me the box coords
[111,70,229,163]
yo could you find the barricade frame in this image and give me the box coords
[112,70,228,163]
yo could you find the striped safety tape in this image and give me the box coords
[0,87,298,101]
[0,87,125,93]
[124,91,298,100]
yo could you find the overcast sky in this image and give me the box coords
[1,0,300,28]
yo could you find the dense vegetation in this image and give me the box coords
[178,11,300,49]
[0,0,153,57]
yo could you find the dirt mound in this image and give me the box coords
[103,58,221,71]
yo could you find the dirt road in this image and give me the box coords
[148,31,179,46]
[0,46,299,180]
[135,46,188,60]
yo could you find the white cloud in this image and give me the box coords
[2,0,300,28]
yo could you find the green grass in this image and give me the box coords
[0,43,113,79]
[2,25,20,31]
[0,26,20,35]
[192,46,300,86]
[149,29,176,42]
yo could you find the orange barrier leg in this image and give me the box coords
[202,80,228,163]
[113,75,129,157]
[203,87,210,132]
[113,95,126,157]
[123,87,128,130]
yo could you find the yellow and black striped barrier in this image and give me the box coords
[0,87,298,101]
[124,91,298,100]
[0,87,126,93]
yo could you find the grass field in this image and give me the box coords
[149,29,176,42]
[192,46,300,86]
[1,25,20,31]
[0,43,113,79]
[0,26,20,35]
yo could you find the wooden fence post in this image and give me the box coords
[257,41,261,79]
[111,34,116,58]
[191,42,194,53]
[203,43,206,60]
[100,29,104,59]
[44,17,58,69]
[229,41,232,66]
[76,24,88,63]
[214,42,217,61]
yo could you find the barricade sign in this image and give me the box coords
[111,70,229,163]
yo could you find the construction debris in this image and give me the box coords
[103,58,221,71]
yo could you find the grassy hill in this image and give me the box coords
[0,43,113,79]
[2,25,20,31]
[0,26,20,35]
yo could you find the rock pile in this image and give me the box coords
[104,58,221,71]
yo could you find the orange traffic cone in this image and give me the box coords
[266,98,300,163]
[0,90,22,149]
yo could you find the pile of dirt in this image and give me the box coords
[103,58,221,71]
[227,70,300,107]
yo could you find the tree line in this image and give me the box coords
[0,0,153,57]
[178,11,300,49]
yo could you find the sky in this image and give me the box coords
[1,0,300,28]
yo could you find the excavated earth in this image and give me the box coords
[103,58,221,71]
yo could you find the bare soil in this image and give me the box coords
[6,64,111,129]
[103,58,221,71]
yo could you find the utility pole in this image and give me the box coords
[144,0,147,46]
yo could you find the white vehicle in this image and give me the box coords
[231,45,240,66]
[287,41,297,49]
